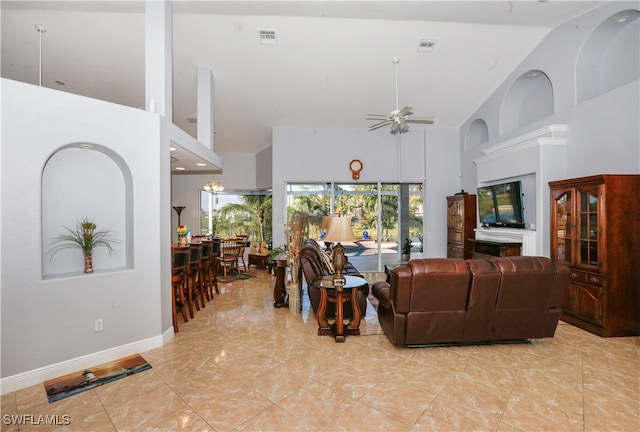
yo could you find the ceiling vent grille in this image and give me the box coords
[186,117,197,123]
[259,30,277,45]
[417,38,438,53]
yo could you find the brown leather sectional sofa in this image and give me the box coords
[299,238,368,318]
[372,256,569,346]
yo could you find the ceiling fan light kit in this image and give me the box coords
[366,57,434,134]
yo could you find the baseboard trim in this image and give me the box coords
[0,328,174,395]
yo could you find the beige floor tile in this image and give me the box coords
[277,380,355,431]
[94,369,165,409]
[326,401,411,431]
[106,385,190,431]
[19,390,105,432]
[53,409,115,432]
[241,364,315,403]
[146,407,213,432]
[233,404,309,431]
[15,383,50,411]
[454,355,520,390]
[511,369,584,414]
[501,393,583,432]
[187,387,273,431]
[410,396,492,431]
[583,365,640,402]
[583,387,640,432]
[434,374,510,430]
[357,378,436,425]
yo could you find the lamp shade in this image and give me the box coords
[319,216,332,231]
[323,216,357,242]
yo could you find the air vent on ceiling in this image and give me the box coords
[186,117,197,123]
[259,30,277,45]
[417,38,438,53]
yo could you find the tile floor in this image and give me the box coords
[2,269,639,431]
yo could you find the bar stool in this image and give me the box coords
[171,246,190,332]
[186,243,203,318]
[209,238,221,297]
[199,240,213,303]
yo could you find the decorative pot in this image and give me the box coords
[84,254,94,273]
[178,236,188,246]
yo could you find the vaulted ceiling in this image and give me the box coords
[2,1,604,171]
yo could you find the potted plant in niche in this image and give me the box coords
[48,217,118,273]
[401,237,412,261]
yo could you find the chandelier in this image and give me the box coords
[203,179,224,194]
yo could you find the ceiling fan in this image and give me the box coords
[367,57,434,134]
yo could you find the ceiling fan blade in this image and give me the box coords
[369,120,392,131]
[399,122,410,133]
[405,117,435,125]
[390,122,400,134]
[398,106,413,116]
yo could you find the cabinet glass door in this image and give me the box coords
[448,200,463,229]
[553,191,572,263]
[579,188,599,266]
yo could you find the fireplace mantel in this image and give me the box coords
[474,228,538,256]
[472,124,568,257]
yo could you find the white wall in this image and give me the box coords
[1,79,171,391]
[271,127,459,257]
[459,1,640,256]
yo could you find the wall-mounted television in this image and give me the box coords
[477,181,525,228]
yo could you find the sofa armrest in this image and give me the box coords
[372,281,391,309]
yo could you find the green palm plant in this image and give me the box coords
[48,217,118,273]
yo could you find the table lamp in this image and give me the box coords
[323,216,357,287]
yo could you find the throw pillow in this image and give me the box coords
[321,251,335,275]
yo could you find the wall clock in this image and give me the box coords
[349,159,363,180]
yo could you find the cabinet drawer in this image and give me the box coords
[569,269,604,287]
[447,230,463,243]
[447,244,463,259]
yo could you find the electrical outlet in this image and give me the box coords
[94,319,103,332]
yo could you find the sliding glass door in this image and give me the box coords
[286,182,423,271]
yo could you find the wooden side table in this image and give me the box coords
[317,275,367,342]
[249,253,269,269]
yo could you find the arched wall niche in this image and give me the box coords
[576,9,640,104]
[464,118,489,151]
[42,143,134,278]
[501,70,554,135]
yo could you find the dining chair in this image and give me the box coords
[219,238,242,279]
[171,246,190,332]
[235,234,249,272]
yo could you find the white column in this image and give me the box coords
[145,0,173,120]
[197,67,215,150]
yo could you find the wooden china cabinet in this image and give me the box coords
[549,174,640,337]
[447,193,476,259]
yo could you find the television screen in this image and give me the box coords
[493,182,523,224]
[477,186,496,225]
[477,181,525,228]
